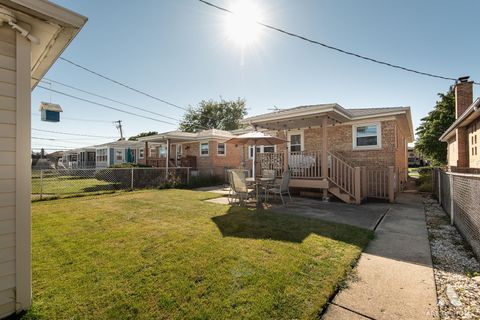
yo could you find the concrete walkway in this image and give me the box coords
[323,193,438,320]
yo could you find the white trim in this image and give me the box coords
[139,147,144,159]
[217,142,226,156]
[114,148,124,162]
[352,122,382,150]
[287,129,304,152]
[15,32,32,311]
[199,141,209,157]
[248,145,277,159]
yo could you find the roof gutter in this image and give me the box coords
[440,98,480,142]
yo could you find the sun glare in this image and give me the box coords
[225,1,263,47]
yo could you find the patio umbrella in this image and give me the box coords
[227,131,287,177]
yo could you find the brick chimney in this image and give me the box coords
[454,76,473,168]
[454,76,473,119]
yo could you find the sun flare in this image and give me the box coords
[225,1,263,47]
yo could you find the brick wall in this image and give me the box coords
[300,120,399,167]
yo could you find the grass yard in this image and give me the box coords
[25,190,373,319]
[31,176,118,199]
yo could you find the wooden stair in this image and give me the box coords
[328,185,356,204]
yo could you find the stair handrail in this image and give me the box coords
[327,151,356,197]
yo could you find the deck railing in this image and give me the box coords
[258,150,397,203]
[288,150,322,179]
[259,152,284,177]
[328,152,355,197]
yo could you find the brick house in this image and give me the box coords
[241,103,414,203]
[440,77,480,172]
[138,129,245,177]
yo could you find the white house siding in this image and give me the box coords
[0,27,17,318]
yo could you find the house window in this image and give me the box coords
[353,123,381,149]
[96,149,107,162]
[200,142,209,156]
[217,143,226,156]
[115,149,124,161]
[139,148,144,159]
[248,145,275,159]
[290,134,302,152]
[159,145,167,157]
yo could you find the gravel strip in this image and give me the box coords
[423,195,480,320]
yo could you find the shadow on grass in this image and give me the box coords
[212,206,373,245]
[81,183,122,192]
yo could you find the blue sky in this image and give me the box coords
[32,0,479,151]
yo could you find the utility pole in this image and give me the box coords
[114,120,124,140]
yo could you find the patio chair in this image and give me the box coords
[266,170,292,205]
[262,169,276,198]
[229,169,255,206]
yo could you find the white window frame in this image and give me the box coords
[200,141,209,157]
[352,122,382,150]
[115,148,124,162]
[176,144,183,156]
[287,130,304,152]
[217,142,226,156]
[139,148,144,159]
[248,145,277,159]
[159,144,167,158]
[96,148,108,162]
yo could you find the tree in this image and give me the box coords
[128,131,158,141]
[415,90,455,165]
[179,98,247,132]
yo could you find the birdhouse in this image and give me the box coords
[39,102,63,122]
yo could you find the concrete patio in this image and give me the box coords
[199,185,389,230]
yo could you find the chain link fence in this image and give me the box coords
[433,168,480,259]
[31,167,227,201]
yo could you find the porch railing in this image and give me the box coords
[327,152,355,197]
[288,150,322,179]
[258,150,397,203]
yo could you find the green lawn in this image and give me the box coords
[25,190,373,319]
[31,176,118,199]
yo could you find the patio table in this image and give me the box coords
[246,177,275,207]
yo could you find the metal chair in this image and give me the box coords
[229,169,255,206]
[266,170,292,205]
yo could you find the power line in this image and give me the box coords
[198,0,480,85]
[32,128,118,138]
[31,137,109,145]
[36,85,178,125]
[58,57,188,110]
[32,143,78,149]
[32,112,113,123]
[41,78,181,122]
[32,147,74,151]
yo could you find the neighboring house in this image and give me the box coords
[0,1,86,317]
[241,103,413,203]
[440,77,480,172]
[138,129,243,177]
[94,140,143,168]
[60,140,143,169]
[61,147,96,169]
[407,146,428,167]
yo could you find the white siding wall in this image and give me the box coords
[0,27,17,318]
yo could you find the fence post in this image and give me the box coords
[437,168,442,204]
[40,169,43,200]
[130,168,134,191]
[187,167,190,185]
[387,166,395,203]
[449,173,454,225]
[354,167,361,205]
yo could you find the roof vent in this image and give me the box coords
[458,76,470,83]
